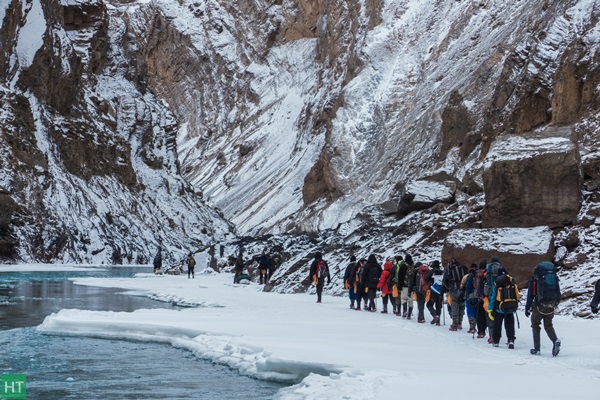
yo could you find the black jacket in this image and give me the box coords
[344,262,356,286]
[591,279,600,312]
[363,255,382,289]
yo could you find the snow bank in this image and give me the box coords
[445,227,554,255]
[37,272,600,399]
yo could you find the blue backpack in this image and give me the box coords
[534,262,561,312]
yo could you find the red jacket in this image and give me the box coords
[378,261,394,295]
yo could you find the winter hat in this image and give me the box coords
[479,259,487,270]
[350,255,356,262]
[315,252,322,261]
[431,260,441,271]
[367,254,378,264]
[414,261,423,268]
[395,255,403,262]
[405,254,414,265]
[490,256,500,263]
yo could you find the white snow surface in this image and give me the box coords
[14,0,46,71]
[38,271,600,399]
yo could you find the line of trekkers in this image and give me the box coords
[315,253,566,357]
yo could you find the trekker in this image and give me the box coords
[309,252,331,303]
[525,261,562,356]
[377,258,394,314]
[474,259,488,338]
[462,264,478,334]
[398,254,415,319]
[352,259,367,310]
[480,256,507,343]
[153,248,162,274]
[488,271,520,348]
[343,255,358,309]
[389,256,402,315]
[444,259,468,331]
[426,261,444,326]
[591,279,600,314]
[187,253,196,279]
[412,262,431,323]
[363,254,382,312]
[255,251,271,284]
[233,249,245,283]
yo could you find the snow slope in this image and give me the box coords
[39,271,600,400]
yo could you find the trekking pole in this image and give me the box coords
[442,294,446,325]
[515,311,520,329]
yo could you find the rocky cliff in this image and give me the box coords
[0,0,233,264]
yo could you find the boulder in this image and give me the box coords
[481,127,581,229]
[398,180,456,215]
[441,226,554,286]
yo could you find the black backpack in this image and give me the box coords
[495,274,519,313]
[534,262,561,312]
[368,265,380,285]
[447,262,466,291]
[387,264,398,290]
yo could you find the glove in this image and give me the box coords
[525,309,531,318]
[487,310,495,321]
[592,306,599,314]
[458,293,465,303]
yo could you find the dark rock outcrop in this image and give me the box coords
[481,127,581,229]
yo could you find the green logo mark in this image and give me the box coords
[1,374,26,399]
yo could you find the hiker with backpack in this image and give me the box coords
[488,262,520,349]
[351,259,367,310]
[426,260,444,326]
[309,252,330,303]
[398,254,415,319]
[525,261,562,356]
[254,251,272,284]
[377,258,395,314]
[187,252,196,279]
[412,262,431,323]
[480,256,507,342]
[343,255,358,309]
[474,260,489,338]
[443,259,468,331]
[389,256,402,315]
[363,254,382,312]
[153,248,163,274]
[591,279,600,314]
[461,263,479,334]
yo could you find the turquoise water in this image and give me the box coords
[0,268,286,399]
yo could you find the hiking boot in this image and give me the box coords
[402,312,408,318]
[449,324,458,331]
[354,307,361,311]
[477,333,486,339]
[487,337,494,344]
[467,328,476,334]
[457,324,463,330]
[552,340,561,357]
[316,299,321,303]
[508,340,514,349]
[381,310,388,314]
[369,309,377,313]
[430,317,437,325]
[492,343,499,347]
[418,319,425,323]
[406,316,412,320]
[530,349,541,355]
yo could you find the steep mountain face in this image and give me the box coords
[0,0,233,264]
[117,0,600,236]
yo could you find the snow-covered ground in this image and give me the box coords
[37,269,600,400]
